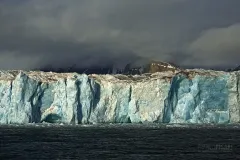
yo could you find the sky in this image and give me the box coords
[0,0,240,70]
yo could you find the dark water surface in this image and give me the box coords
[1,124,240,160]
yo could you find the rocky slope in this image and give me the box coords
[0,69,239,124]
[123,61,180,75]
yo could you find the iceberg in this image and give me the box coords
[0,69,239,124]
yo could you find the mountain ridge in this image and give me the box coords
[37,60,181,75]
[36,59,239,74]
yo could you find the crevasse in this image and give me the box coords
[0,70,239,124]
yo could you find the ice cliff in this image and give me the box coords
[0,69,239,124]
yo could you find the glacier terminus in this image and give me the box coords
[0,69,239,124]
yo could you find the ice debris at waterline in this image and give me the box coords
[0,69,239,124]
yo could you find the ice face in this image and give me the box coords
[0,70,239,124]
[163,74,230,123]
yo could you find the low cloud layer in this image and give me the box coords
[187,24,240,67]
[0,0,240,70]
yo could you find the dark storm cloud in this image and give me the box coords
[187,24,240,68]
[0,0,240,70]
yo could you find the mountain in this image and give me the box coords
[232,65,240,71]
[225,65,240,72]
[37,60,180,75]
[123,60,180,75]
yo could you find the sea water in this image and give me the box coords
[1,124,240,159]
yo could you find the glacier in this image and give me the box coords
[0,69,239,124]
